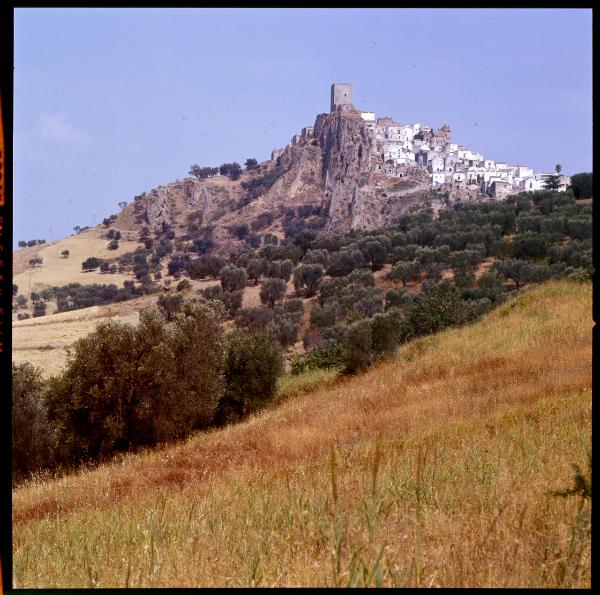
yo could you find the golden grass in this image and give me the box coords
[12,280,591,587]
[13,232,139,293]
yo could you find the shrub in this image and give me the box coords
[16,295,28,309]
[82,257,102,271]
[310,302,338,328]
[107,239,119,250]
[403,282,463,339]
[370,308,405,356]
[12,362,55,481]
[214,330,283,424]
[61,250,70,258]
[290,344,345,375]
[45,302,226,465]
[33,302,47,317]
[17,312,30,320]
[461,298,492,322]
[219,162,242,180]
[342,319,373,374]
[176,279,192,292]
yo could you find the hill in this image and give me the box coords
[13,280,591,588]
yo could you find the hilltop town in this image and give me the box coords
[273,83,571,201]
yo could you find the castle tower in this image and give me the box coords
[330,83,353,112]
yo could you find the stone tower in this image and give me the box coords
[330,83,353,112]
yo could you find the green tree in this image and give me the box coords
[45,302,226,464]
[294,263,324,297]
[569,172,592,199]
[245,158,258,170]
[82,257,102,271]
[157,293,184,321]
[260,278,286,308]
[33,302,47,317]
[12,362,55,481]
[543,164,562,191]
[343,319,373,374]
[219,264,248,292]
[214,330,283,424]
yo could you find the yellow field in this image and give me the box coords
[12,280,592,587]
[13,231,140,294]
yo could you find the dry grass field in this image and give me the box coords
[12,280,591,587]
[13,231,139,294]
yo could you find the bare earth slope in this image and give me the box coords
[13,280,591,588]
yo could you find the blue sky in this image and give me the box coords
[14,8,592,245]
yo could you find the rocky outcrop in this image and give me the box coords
[126,109,438,238]
[314,109,383,231]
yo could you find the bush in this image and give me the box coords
[343,319,373,374]
[219,162,242,180]
[310,302,338,328]
[61,250,70,258]
[82,257,102,271]
[33,302,47,317]
[45,302,226,465]
[403,282,463,338]
[214,330,283,424]
[370,308,405,356]
[12,362,56,481]
[17,312,31,320]
[290,344,345,375]
[176,279,192,292]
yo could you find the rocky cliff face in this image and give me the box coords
[117,109,437,241]
[314,109,383,231]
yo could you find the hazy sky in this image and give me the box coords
[14,8,592,245]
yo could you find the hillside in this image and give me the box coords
[13,280,591,588]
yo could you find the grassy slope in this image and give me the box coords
[13,280,591,587]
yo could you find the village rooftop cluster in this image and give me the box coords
[273,83,570,199]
